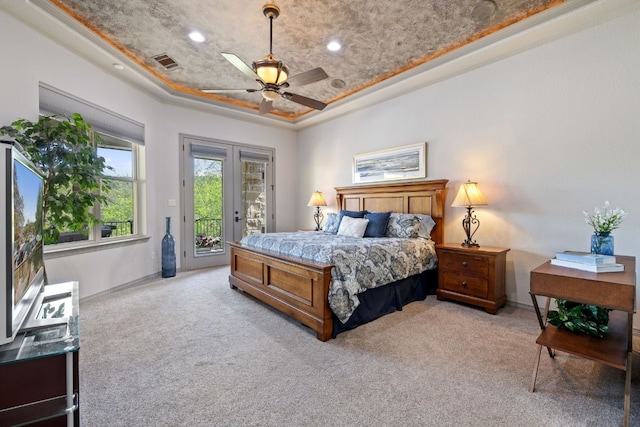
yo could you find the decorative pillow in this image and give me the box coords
[364,211,392,237]
[323,212,340,234]
[414,214,436,239]
[338,209,367,221]
[337,216,369,238]
[337,209,367,230]
[385,213,421,238]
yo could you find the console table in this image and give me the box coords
[0,282,80,426]
[529,256,636,427]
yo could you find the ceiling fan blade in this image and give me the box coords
[286,67,329,87]
[259,99,273,114]
[282,92,327,110]
[221,52,263,83]
[201,89,259,93]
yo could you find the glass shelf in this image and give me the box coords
[0,281,79,365]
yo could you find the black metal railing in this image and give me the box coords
[100,218,224,251]
[194,217,223,251]
[101,220,133,237]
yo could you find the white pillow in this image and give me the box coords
[337,216,369,238]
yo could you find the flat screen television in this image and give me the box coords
[0,140,46,346]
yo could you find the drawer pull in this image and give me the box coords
[462,261,468,267]
[461,281,467,287]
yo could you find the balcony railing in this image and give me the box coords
[99,218,224,251]
[195,217,223,251]
[101,220,133,237]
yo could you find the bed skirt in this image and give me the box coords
[332,268,438,338]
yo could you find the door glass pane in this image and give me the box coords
[242,160,267,237]
[193,157,224,255]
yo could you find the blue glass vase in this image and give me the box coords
[590,232,614,256]
[162,217,176,278]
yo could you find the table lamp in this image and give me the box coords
[307,191,327,231]
[451,180,488,247]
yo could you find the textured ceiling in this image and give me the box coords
[34,0,565,120]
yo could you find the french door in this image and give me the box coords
[180,135,274,270]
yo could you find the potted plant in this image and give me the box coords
[547,299,610,338]
[1,113,112,244]
[584,201,626,255]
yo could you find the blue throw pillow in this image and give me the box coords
[364,211,392,237]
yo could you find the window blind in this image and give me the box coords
[190,143,228,160]
[239,150,271,163]
[38,82,145,145]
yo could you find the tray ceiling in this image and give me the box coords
[9,0,573,121]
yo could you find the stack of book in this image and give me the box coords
[551,251,625,273]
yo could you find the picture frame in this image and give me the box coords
[352,142,427,184]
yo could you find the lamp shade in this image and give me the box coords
[307,191,327,207]
[451,181,487,207]
[253,54,289,85]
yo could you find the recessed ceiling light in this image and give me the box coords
[112,63,124,70]
[189,31,205,43]
[326,40,342,52]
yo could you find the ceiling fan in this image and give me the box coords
[202,4,329,115]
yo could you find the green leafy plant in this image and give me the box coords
[547,299,610,338]
[1,113,112,244]
[583,201,626,233]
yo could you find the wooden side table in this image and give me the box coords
[436,243,510,314]
[529,256,636,427]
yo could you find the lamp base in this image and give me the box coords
[460,206,481,248]
[313,207,324,231]
[461,240,480,248]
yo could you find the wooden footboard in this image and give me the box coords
[228,241,334,341]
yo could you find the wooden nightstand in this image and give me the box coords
[435,243,510,314]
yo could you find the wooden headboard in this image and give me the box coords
[334,179,448,245]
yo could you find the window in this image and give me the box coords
[38,82,146,246]
[54,132,144,245]
[98,134,142,240]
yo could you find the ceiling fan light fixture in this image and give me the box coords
[253,53,289,85]
[262,89,279,101]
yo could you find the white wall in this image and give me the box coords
[0,10,298,298]
[297,4,640,315]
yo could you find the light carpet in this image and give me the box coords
[78,266,639,426]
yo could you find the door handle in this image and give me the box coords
[235,216,244,223]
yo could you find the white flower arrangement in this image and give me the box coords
[583,201,627,234]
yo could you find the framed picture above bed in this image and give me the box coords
[352,142,427,184]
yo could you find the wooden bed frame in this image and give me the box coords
[228,179,448,341]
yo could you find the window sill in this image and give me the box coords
[44,235,151,259]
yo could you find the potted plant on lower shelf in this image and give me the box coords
[547,299,610,338]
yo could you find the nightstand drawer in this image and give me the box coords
[441,253,488,277]
[442,272,488,298]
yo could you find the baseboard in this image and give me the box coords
[79,271,175,302]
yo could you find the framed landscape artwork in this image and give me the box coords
[353,142,427,184]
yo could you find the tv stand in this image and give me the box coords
[0,281,80,426]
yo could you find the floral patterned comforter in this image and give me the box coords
[240,232,438,323]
